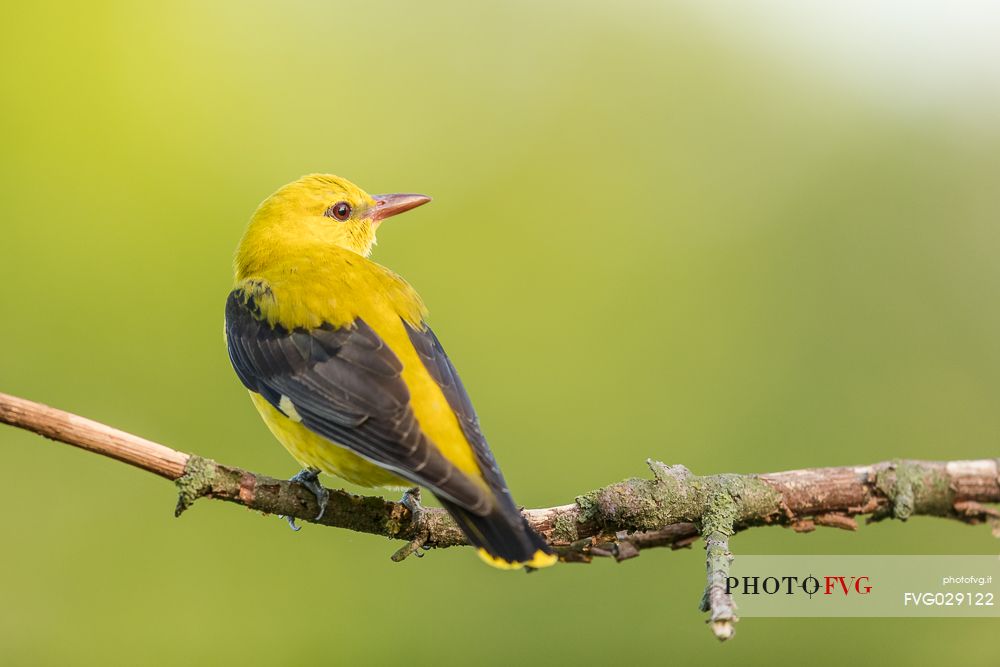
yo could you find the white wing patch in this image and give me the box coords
[279,395,302,422]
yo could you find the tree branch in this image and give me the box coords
[2,391,998,640]
[698,488,739,640]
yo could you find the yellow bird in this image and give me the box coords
[225,174,556,569]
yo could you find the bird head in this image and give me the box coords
[236,174,431,278]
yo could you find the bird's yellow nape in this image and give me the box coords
[235,174,430,279]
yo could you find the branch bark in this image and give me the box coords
[2,391,999,640]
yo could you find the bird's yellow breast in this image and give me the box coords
[236,244,483,486]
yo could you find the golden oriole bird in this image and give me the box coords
[225,174,556,569]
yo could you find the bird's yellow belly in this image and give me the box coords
[249,392,409,488]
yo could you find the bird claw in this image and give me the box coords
[390,488,429,562]
[401,487,423,518]
[283,467,329,530]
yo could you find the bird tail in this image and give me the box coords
[440,499,557,570]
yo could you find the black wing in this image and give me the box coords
[225,288,491,514]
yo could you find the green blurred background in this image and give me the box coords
[2,1,999,664]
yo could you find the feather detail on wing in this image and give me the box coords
[225,288,491,514]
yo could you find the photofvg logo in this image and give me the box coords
[726,574,872,598]
[727,556,1000,617]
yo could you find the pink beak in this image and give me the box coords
[371,193,432,223]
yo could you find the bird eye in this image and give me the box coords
[325,201,352,221]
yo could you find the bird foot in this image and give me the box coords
[281,467,329,531]
[401,486,423,518]
[391,487,429,561]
